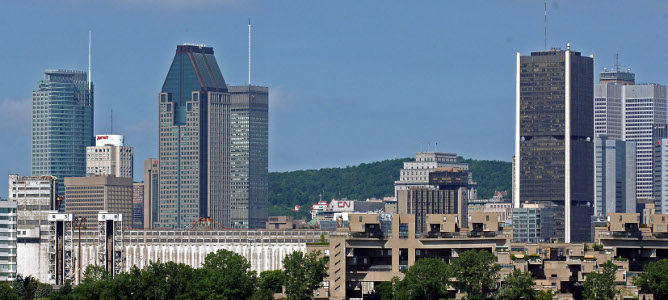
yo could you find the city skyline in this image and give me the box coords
[4,1,668,198]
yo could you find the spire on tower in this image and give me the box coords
[248,18,251,86]
[88,30,92,91]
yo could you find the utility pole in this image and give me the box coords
[73,217,86,284]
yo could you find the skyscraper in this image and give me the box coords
[32,69,93,192]
[86,134,134,178]
[515,46,594,243]
[594,136,636,216]
[158,45,230,229]
[228,85,268,229]
[594,69,666,201]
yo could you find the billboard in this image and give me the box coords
[330,200,354,212]
[95,135,124,147]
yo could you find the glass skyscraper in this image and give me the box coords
[228,85,268,229]
[514,47,594,243]
[31,69,94,193]
[158,45,230,229]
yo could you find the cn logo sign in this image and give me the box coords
[337,201,351,208]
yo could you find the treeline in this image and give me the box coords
[268,157,512,217]
[0,250,328,300]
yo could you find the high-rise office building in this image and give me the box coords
[86,134,134,178]
[398,167,469,233]
[64,175,132,228]
[132,182,144,229]
[594,136,636,216]
[595,68,666,201]
[31,69,94,192]
[228,85,268,229]
[515,46,594,242]
[512,204,555,243]
[158,45,230,228]
[394,152,477,199]
[143,159,159,229]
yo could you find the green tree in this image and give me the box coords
[633,259,668,299]
[495,269,536,300]
[0,281,18,300]
[283,251,328,300]
[200,249,258,300]
[451,250,501,298]
[536,289,554,300]
[583,261,617,300]
[13,275,51,300]
[259,270,286,294]
[71,265,110,299]
[49,280,73,300]
[372,280,395,300]
[395,258,451,300]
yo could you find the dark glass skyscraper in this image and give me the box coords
[158,45,230,229]
[31,69,94,193]
[228,85,268,229]
[514,47,594,242]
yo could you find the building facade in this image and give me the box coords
[32,69,93,192]
[86,134,134,178]
[143,159,159,229]
[9,175,58,283]
[594,136,636,216]
[0,200,17,281]
[394,152,476,199]
[595,70,667,201]
[654,138,668,214]
[64,176,133,228]
[132,183,144,229]
[512,205,555,243]
[398,167,469,233]
[515,47,594,242]
[158,45,231,229]
[228,85,269,229]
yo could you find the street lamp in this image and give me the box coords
[73,217,86,284]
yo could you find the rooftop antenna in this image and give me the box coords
[110,109,113,133]
[544,1,547,50]
[88,30,92,91]
[248,18,251,86]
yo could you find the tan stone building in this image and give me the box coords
[64,175,132,228]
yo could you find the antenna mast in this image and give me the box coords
[248,18,251,86]
[88,30,92,91]
[110,109,113,133]
[544,1,547,50]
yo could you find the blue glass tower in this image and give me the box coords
[158,45,230,228]
[31,69,93,193]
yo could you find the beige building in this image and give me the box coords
[64,175,132,228]
[143,159,158,229]
[316,210,668,300]
[86,135,134,178]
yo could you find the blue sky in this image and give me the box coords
[1,0,667,195]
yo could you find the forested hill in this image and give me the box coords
[268,157,511,217]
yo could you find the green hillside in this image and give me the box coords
[268,157,511,218]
